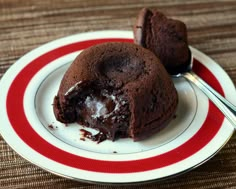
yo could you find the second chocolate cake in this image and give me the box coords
[53,42,178,141]
[134,8,191,74]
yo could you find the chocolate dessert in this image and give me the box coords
[53,42,178,141]
[134,8,191,74]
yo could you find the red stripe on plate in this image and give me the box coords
[6,39,224,173]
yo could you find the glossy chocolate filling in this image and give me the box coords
[65,85,130,141]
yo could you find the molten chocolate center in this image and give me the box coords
[75,89,130,140]
[79,91,118,124]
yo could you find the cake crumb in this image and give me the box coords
[48,124,58,130]
[79,129,107,144]
[48,124,54,130]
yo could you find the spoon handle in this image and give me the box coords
[183,71,236,130]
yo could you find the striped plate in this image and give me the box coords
[0,30,235,184]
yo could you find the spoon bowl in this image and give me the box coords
[171,50,236,130]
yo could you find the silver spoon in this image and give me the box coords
[172,50,236,129]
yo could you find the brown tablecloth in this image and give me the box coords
[1,0,236,188]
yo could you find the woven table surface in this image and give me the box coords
[1,0,236,188]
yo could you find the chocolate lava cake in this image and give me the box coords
[134,8,191,74]
[53,42,178,141]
